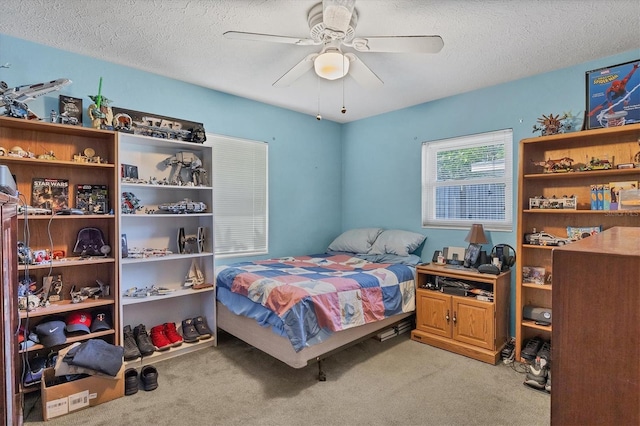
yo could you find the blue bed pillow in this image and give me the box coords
[367,229,426,257]
[327,228,384,254]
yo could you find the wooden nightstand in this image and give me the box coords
[410,264,510,364]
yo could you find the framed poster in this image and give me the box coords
[586,59,639,129]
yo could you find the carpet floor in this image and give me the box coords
[23,331,550,425]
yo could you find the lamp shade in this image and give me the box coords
[465,223,488,244]
[314,51,349,80]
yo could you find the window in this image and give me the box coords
[212,135,268,257]
[421,129,513,231]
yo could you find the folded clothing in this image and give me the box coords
[63,339,124,377]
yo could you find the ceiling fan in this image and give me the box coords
[223,0,444,88]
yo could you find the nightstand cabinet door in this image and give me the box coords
[453,298,494,351]
[416,290,451,338]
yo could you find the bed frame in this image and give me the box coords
[217,301,414,380]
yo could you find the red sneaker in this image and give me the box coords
[150,324,171,351]
[163,322,183,347]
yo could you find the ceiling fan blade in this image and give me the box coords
[344,53,383,88]
[273,53,319,87]
[351,35,444,53]
[223,31,318,46]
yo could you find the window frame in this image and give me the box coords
[421,129,513,232]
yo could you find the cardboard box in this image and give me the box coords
[41,367,124,420]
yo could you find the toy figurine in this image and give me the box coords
[531,157,574,173]
[532,113,571,136]
[87,77,113,129]
[163,151,208,186]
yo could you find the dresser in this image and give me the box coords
[551,227,639,425]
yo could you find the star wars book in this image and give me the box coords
[76,184,109,214]
[31,178,69,212]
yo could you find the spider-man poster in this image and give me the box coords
[586,59,640,129]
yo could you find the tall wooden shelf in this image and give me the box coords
[515,123,640,361]
[0,116,120,412]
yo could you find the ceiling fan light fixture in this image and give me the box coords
[314,51,349,80]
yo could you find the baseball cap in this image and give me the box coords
[34,320,67,347]
[90,311,112,332]
[66,311,92,334]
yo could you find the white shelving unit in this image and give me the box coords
[117,132,216,363]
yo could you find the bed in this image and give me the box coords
[215,228,426,378]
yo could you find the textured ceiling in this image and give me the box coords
[1,0,639,123]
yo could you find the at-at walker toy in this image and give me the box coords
[163,151,208,186]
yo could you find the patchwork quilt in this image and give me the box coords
[215,253,416,352]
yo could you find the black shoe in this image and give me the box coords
[521,337,543,361]
[140,365,158,391]
[193,316,212,340]
[124,368,139,395]
[123,325,142,361]
[181,318,200,343]
[133,324,156,357]
[536,341,551,363]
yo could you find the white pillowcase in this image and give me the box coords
[327,228,384,254]
[367,229,426,257]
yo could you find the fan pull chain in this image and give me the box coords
[341,60,347,114]
[316,74,322,120]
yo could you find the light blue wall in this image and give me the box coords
[0,34,344,263]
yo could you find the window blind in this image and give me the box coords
[212,135,268,257]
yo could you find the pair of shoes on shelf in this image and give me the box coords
[123,325,142,361]
[133,324,156,357]
[521,336,543,362]
[524,340,552,392]
[529,341,551,376]
[124,366,159,395]
[181,316,212,343]
[150,322,183,350]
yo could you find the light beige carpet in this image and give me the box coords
[23,332,550,425]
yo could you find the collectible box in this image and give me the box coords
[609,180,638,210]
[76,184,109,214]
[567,226,602,240]
[58,95,83,125]
[586,59,640,129]
[522,266,546,285]
[31,178,69,212]
[590,185,597,210]
[530,196,576,210]
[603,184,611,210]
[596,185,604,210]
